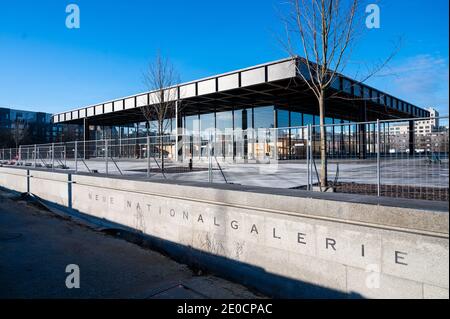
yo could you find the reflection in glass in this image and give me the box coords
[254,106,274,129]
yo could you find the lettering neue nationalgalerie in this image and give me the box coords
[87,192,409,267]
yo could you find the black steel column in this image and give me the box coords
[242,109,248,161]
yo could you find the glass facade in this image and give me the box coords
[88,103,411,161]
[253,106,275,129]
[0,107,80,147]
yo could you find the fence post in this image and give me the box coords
[306,125,310,191]
[105,139,109,175]
[51,143,55,171]
[147,135,150,178]
[34,144,37,168]
[175,100,179,162]
[74,140,78,173]
[119,130,122,159]
[308,124,313,189]
[377,119,381,197]
[208,132,213,183]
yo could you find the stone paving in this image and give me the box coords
[6,156,447,190]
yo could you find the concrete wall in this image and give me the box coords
[0,167,448,299]
[0,167,28,193]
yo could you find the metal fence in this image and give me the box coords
[1,116,448,201]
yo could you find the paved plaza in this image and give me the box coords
[4,156,448,190]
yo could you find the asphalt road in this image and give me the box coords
[0,189,261,299]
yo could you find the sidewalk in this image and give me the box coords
[0,189,262,299]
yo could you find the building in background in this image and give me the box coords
[0,107,82,148]
[387,107,447,154]
[415,107,440,136]
[388,107,441,137]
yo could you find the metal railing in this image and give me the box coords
[1,116,448,201]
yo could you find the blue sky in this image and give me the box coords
[0,0,448,115]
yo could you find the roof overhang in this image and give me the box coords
[52,57,429,126]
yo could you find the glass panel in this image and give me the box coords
[216,111,233,132]
[200,113,215,133]
[314,115,320,125]
[363,87,370,99]
[343,79,352,94]
[234,108,251,130]
[354,84,361,97]
[185,115,197,134]
[254,106,274,129]
[371,90,378,103]
[331,77,340,90]
[277,109,289,128]
[303,113,314,126]
[291,111,302,127]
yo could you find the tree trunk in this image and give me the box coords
[319,90,328,188]
[159,123,164,172]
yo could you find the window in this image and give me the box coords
[363,87,370,99]
[343,79,352,94]
[216,111,233,131]
[303,113,314,126]
[331,77,341,90]
[371,90,378,103]
[254,106,275,129]
[277,109,289,128]
[353,84,362,97]
[393,99,398,109]
[290,111,302,127]
[185,115,200,133]
[234,108,251,130]
[200,113,215,133]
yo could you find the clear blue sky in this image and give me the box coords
[0,0,448,115]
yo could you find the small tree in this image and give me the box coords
[282,0,397,189]
[142,52,181,172]
[12,118,29,149]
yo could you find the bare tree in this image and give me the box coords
[12,118,29,149]
[142,52,181,172]
[282,0,397,189]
